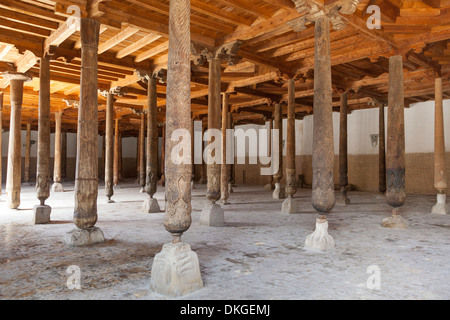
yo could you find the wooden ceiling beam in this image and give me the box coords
[98,26,139,54]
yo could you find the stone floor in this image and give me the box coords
[0,181,449,300]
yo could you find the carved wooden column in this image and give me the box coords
[34,57,51,224]
[201,123,207,184]
[264,115,274,190]
[65,18,105,246]
[160,123,165,187]
[282,78,298,214]
[200,55,224,227]
[118,132,123,182]
[104,92,115,203]
[2,72,31,209]
[432,77,448,214]
[382,55,407,229]
[142,74,160,213]
[113,118,120,187]
[220,93,229,205]
[52,111,64,192]
[62,132,67,181]
[337,91,350,205]
[150,0,203,297]
[191,118,195,189]
[139,112,146,192]
[24,120,31,185]
[305,15,335,251]
[272,102,285,199]
[379,101,386,194]
[0,92,3,200]
[228,114,234,193]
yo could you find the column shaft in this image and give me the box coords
[139,113,146,189]
[146,77,158,198]
[164,0,192,242]
[105,93,114,201]
[24,122,31,184]
[53,112,62,184]
[221,93,229,203]
[273,103,283,184]
[379,102,386,193]
[36,57,51,205]
[113,118,120,186]
[74,18,100,229]
[0,93,2,197]
[207,57,222,204]
[311,15,335,214]
[6,79,25,209]
[386,55,406,210]
[285,78,297,198]
[434,77,446,191]
[338,91,350,205]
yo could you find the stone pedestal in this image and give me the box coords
[336,192,351,206]
[51,182,64,193]
[305,218,335,251]
[200,203,224,227]
[281,197,298,214]
[142,197,161,213]
[150,242,203,297]
[33,205,51,225]
[65,227,106,247]
[432,194,448,215]
[228,182,234,194]
[382,208,408,228]
[273,183,286,199]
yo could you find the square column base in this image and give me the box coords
[382,214,408,229]
[200,203,225,227]
[432,194,448,215]
[142,198,161,213]
[281,197,298,214]
[150,242,203,297]
[33,205,51,225]
[65,227,106,247]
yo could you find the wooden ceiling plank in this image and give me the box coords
[134,41,169,63]
[98,26,139,54]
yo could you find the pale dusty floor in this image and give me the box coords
[0,181,449,300]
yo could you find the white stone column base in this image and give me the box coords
[33,205,51,225]
[65,227,106,247]
[51,183,64,193]
[228,182,234,194]
[281,197,298,214]
[142,198,161,213]
[381,213,408,229]
[305,219,335,251]
[200,203,225,227]
[150,242,203,297]
[273,183,286,199]
[432,194,448,215]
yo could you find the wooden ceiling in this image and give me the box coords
[0,0,450,136]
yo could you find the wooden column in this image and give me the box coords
[201,123,207,184]
[264,116,274,190]
[52,111,64,192]
[285,79,297,199]
[305,15,335,251]
[220,93,229,204]
[72,18,102,232]
[206,56,222,205]
[105,92,115,203]
[24,121,31,184]
[142,75,160,213]
[379,101,386,193]
[432,77,448,214]
[228,114,234,193]
[118,132,123,181]
[113,118,120,186]
[383,55,407,228]
[163,0,193,244]
[160,124,165,187]
[3,72,31,209]
[35,57,51,212]
[272,102,285,199]
[136,134,140,183]
[139,113,146,191]
[0,92,3,199]
[62,132,67,180]
[337,91,350,205]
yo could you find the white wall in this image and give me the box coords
[302,99,450,156]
